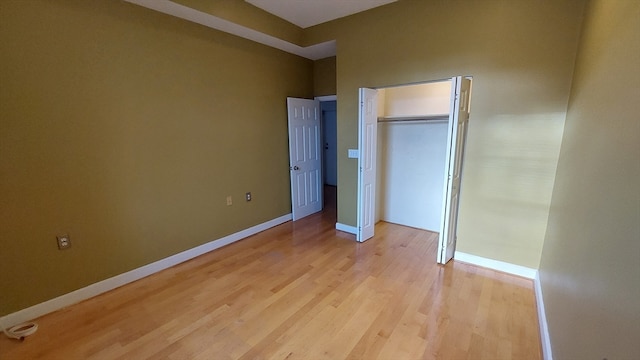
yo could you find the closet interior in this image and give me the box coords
[375,80,452,232]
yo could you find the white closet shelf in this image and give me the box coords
[377,114,449,123]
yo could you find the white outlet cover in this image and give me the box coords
[348,149,359,158]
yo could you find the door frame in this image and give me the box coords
[286,95,336,220]
[355,76,472,262]
[316,95,337,189]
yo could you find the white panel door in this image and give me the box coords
[287,97,322,221]
[357,88,378,242]
[437,76,472,264]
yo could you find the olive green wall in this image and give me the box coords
[0,0,312,315]
[539,1,640,358]
[313,56,337,96]
[306,0,585,268]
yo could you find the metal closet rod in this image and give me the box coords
[377,114,449,123]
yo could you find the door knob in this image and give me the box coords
[293,166,300,170]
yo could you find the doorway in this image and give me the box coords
[286,96,338,221]
[321,100,337,187]
[356,76,472,264]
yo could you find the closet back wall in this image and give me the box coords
[376,81,451,231]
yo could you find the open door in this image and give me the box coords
[357,88,378,242]
[437,76,472,264]
[287,97,322,221]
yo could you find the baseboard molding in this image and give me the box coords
[534,271,553,360]
[453,251,537,279]
[335,222,357,235]
[454,251,551,358]
[0,213,292,328]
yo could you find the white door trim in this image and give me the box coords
[315,95,337,101]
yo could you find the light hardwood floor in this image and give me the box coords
[0,188,541,359]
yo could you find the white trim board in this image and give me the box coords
[453,251,537,279]
[315,95,337,102]
[0,214,292,328]
[535,272,553,360]
[335,222,357,235]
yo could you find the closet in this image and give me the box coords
[374,80,452,232]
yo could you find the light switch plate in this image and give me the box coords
[348,149,359,158]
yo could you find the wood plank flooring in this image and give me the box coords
[0,188,541,359]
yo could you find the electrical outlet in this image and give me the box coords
[57,234,71,250]
[246,192,251,201]
[226,196,232,206]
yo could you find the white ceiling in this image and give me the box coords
[245,0,397,28]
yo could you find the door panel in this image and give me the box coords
[287,97,322,221]
[438,76,472,264]
[357,88,378,242]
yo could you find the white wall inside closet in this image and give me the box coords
[376,81,451,231]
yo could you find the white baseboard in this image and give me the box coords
[454,251,551,359]
[534,271,553,360]
[453,251,537,279]
[335,222,357,235]
[0,213,292,328]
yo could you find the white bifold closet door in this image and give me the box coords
[437,76,472,264]
[357,88,378,242]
